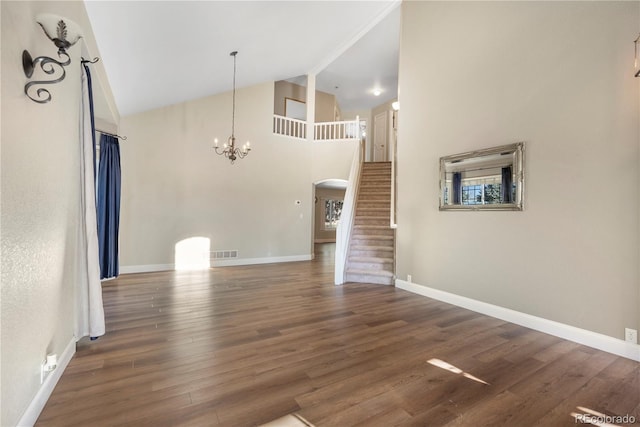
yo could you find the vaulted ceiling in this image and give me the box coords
[84,0,400,117]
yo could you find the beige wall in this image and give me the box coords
[314,188,346,242]
[397,1,640,339]
[1,1,117,425]
[119,82,356,268]
[273,80,338,122]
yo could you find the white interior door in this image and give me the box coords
[374,111,387,162]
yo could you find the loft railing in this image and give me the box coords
[272,114,360,142]
[314,118,359,142]
[273,114,307,140]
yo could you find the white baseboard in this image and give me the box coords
[314,239,336,243]
[120,255,314,274]
[17,338,76,427]
[119,263,174,274]
[395,279,640,362]
[212,254,312,267]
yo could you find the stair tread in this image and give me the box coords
[347,163,395,285]
[351,244,394,250]
[345,269,394,277]
[349,256,394,263]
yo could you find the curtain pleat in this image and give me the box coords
[501,166,513,203]
[452,172,462,204]
[78,65,105,339]
[97,134,121,279]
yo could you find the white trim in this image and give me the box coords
[120,255,314,274]
[395,279,640,362]
[119,264,174,274]
[335,140,363,285]
[314,238,336,243]
[17,338,76,427]
[310,0,401,74]
[212,254,312,267]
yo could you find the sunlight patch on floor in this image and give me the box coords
[426,358,490,385]
[175,237,211,270]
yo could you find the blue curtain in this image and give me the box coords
[501,166,513,203]
[97,134,121,279]
[452,172,462,204]
[83,64,97,181]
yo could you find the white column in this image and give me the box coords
[306,74,316,143]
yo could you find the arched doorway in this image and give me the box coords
[311,179,348,263]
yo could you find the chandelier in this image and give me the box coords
[213,51,251,164]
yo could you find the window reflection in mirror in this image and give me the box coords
[440,142,524,211]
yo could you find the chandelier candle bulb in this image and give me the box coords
[214,138,219,147]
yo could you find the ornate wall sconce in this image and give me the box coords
[23,14,83,103]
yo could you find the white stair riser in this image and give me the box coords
[355,209,389,215]
[360,177,391,182]
[348,261,394,271]
[356,204,391,211]
[354,218,389,226]
[345,273,394,286]
[352,228,395,236]
[351,240,394,248]
[356,195,390,201]
[350,249,393,258]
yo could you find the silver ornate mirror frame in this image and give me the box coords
[439,142,525,211]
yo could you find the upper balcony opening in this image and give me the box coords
[273,77,361,143]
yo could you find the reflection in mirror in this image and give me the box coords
[440,142,524,211]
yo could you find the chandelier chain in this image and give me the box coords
[231,51,236,138]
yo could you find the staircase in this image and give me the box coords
[344,162,395,285]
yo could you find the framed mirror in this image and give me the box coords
[439,142,524,211]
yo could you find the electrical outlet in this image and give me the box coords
[625,328,638,344]
[40,354,57,384]
[40,361,47,384]
[407,274,412,283]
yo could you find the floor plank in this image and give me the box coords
[36,244,639,426]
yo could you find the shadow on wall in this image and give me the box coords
[175,237,211,271]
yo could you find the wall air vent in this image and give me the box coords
[211,250,238,259]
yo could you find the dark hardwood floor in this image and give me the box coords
[37,244,639,426]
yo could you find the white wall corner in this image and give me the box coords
[119,264,175,274]
[17,338,76,427]
[211,254,312,267]
[395,279,640,362]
